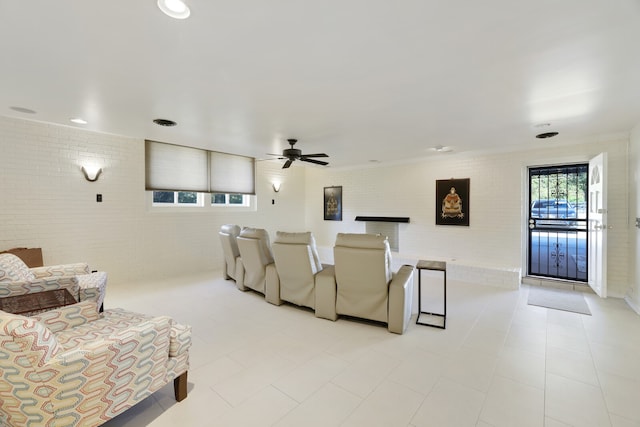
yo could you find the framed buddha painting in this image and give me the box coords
[436,178,469,226]
[324,186,342,221]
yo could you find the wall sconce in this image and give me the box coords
[272,181,281,193]
[81,165,103,182]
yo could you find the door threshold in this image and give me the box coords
[522,276,594,293]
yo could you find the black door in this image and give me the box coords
[528,165,588,281]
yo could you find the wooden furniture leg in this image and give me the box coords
[174,371,188,401]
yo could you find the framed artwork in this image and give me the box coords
[324,186,342,221]
[436,178,469,226]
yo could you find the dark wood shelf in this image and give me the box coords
[354,216,410,223]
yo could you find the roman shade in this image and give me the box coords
[209,151,255,194]
[145,140,255,194]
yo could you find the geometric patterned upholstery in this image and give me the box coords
[0,301,191,427]
[0,253,108,313]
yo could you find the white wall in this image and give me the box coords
[1,116,633,298]
[628,123,640,312]
[305,137,630,296]
[0,116,306,288]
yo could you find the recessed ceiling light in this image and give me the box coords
[10,106,36,114]
[535,132,559,139]
[153,118,177,127]
[70,118,88,125]
[157,0,191,19]
[431,145,452,152]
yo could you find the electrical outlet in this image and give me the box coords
[636,217,640,228]
[96,194,102,203]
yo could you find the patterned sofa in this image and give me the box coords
[0,301,191,427]
[0,253,107,312]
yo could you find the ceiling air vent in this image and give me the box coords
[153,118,177,127]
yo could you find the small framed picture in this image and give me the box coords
[436,178,469,226]
[324,186,342,221]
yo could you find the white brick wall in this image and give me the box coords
[305,138,630,296]
[0,116,306,289]
[1,115,633,299]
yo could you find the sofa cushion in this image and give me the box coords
[0,310,62,365]
[31,301,99,333]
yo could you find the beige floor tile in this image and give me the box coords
[273,383,362,427]
[479,375,544,427]
[545,373,611,427]
[411,378,485,427]
[99,273,640,427]
[341,379,425,427]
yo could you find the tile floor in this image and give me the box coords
[102,272,640,427]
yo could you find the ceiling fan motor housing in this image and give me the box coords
[284,148,301,159]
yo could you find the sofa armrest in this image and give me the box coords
[170,323,192,357]
[30,263,90,278]
[0,276,80,298]
[315,265,337,321]
[31,301,99,333]
[388,264,414,334]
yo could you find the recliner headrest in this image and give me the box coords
[220,224,241,237]
[275,231,322,271]
[239,227,270,241]
[334,233,388,249]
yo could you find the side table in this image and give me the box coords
[416,260,446,329]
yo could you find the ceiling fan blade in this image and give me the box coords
[300,153,329,158]
[267,153,283,156]
[282,159,293,168]
[300,158,329,166]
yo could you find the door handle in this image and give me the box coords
[594,224,607,230]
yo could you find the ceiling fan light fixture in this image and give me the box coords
[157,0,191,19]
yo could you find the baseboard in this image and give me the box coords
[625,296,640,315]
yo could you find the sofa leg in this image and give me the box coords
[174,372,188,402]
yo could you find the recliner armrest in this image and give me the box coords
[265,263,282,306]
[315,265,338,321]
[388,265,414,334]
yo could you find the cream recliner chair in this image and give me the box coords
[271,231,337,321]
[219,224,241,281]
[333,233,414,334]
[236,227,280,305]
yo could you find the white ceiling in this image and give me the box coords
[2,0,640,168]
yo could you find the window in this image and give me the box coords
[152,191,201,206]
[151,191,250,208]
[211,193,249,206]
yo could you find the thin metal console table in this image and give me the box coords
[416,260,446,329]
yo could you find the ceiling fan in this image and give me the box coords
[269,138,329,169]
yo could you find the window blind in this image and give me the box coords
[209,151,255,195]
[145,140,255,194]
[145,140,209,192]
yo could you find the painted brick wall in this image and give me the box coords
[0,116,306,288]
[1,115,633,299]
[305,137,630,297]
